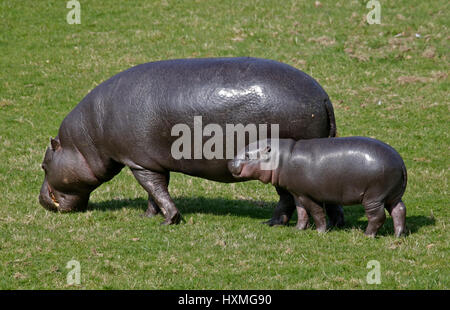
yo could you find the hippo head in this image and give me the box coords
[39,137,99,212]
[228,139,279,184]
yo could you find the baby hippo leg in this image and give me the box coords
[293,197,309,230]
[386,200,406,237]
[363,201,386,237]
[298,196,327,233]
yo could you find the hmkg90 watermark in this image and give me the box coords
[171,116,280,169]
[178,294,271,307]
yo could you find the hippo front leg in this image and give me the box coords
[294,198,309,230]
[386,200,406,237]
[131,169,181,225]
[295,206,309,230]
[298,196,327,233]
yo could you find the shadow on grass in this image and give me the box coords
[88,198,435,235]
[89,196,274,220]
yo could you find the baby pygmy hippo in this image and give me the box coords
[228,137,407,237]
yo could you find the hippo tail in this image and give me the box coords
[396,155,408,203]
[324,98,337,137]
[400,160,408,200]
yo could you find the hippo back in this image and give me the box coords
[60,57,335,182]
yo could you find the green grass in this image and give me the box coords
[0,0,448,289]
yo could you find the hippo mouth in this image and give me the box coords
[39,180,91,213]
[39,181,61,212]
[47,184,60,208]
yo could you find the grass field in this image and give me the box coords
[0,0,448,289]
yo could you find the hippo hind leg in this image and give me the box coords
[141,173,170,218]
[299,196,327,233]
[363,201,386,237]
[142,196,161,218]
[131,168,181,225]
[324,204,345,228]
[386,200,406,237]
[264,186,296,226]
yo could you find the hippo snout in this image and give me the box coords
[39,194,58,212]
[228,159,243,176]
[39,183,59,212]
[38,179,89,213]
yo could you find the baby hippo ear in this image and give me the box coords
[50,137,61,151]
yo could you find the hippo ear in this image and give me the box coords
[50,137,60,151]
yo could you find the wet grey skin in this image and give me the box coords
[39,57,344,226]
[229,137,407,237]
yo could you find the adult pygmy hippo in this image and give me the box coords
[39,57,344,225]
[229,137,407,237]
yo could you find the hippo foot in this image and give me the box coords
[141,209,161,218]
[394,228,406,238]
[141,198,162,218]
[295,223,308,230]
[263,214,289,226]
[327,217,345,229]
[316,227,328,234]
[160,212,182,225]
[364,232,377,238]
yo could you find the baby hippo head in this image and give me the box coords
[228,139,279,184]
[39,137,99,212]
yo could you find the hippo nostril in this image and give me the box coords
[228,160,238,173]
[228,160,242,176]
